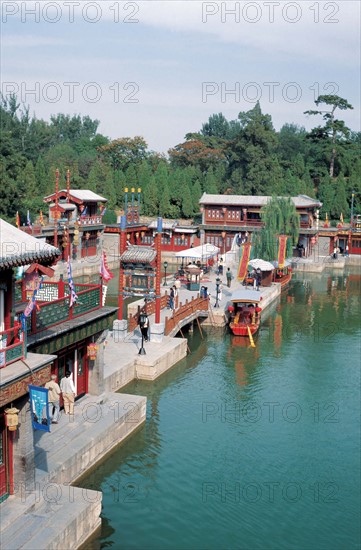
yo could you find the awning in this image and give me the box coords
[248,259,275,271]
[175,243,220,260]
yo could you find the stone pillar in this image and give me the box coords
[150,322,165,343]
[112,319,128,343]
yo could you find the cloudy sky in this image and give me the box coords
[2,1,360,152]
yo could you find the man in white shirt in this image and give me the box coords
[45,374,61,423]
[60,371,76,415]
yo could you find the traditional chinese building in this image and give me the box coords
[0,218,117,502]
[199,193,322,257]
[43,188,108,260]
[0,219,60,501]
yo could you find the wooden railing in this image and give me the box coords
[0,326,25,368]
[17,284,102,335]
[164,296,209,336]
[128,293,169,332]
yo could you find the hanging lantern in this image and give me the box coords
[87,343,98,360]
[5,407,20,431]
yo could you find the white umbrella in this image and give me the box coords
[248,259,275,271]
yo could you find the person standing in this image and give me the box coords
[256,269,262,291]
[226,268,233,288]
[45,374,61,423]
[139,313,149,342]
[60,371,76,415]
[168,287,175,311]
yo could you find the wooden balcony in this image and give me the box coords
[0,326,25,368]
[16,282,102,336]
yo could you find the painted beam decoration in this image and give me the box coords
[29,385,50,431]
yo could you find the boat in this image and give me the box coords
[272,260,293,288]
[226,290,262,337]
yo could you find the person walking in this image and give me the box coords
[139,313,149,342]
[60,371,76,415]
[168,287,175,311]
[226,268,233,287]
[172,285,178,309]
[45,374,61,423]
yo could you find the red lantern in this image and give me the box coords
[228,305,234,313]
[255,307,262,313]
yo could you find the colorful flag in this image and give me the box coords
[39,210,44,226]
[277,235,288,269]
[237,242,252,281]
[22,276,44,319]
[15,211,20,228]
[100,251,114,282]
[27,210,32,227]
[67,256,78,308]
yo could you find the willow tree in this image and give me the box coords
[253,197,300,261]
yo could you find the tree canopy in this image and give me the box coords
[1,93,359,223]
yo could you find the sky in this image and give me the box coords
[1,0,360,153]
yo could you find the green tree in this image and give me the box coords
[304,95,353,177]
[253,197,300,260]
[143,176,158,215]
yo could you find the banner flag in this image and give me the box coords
[29,385,50,431]
[100,251,114,282]
[277,235,288,269]
[67,256,78,308]
[237,242,252,281]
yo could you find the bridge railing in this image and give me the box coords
[164,296,209,336]
[128,293,170,332]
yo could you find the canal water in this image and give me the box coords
[81,270,361,550]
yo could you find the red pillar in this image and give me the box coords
[118,216,127,320]
[155,217,162,324]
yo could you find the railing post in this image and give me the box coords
[58,275,65,299]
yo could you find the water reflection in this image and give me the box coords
[80,269,360,550]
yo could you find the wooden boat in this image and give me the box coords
[226,290,262,337]
[272,260,293,289]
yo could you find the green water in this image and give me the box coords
[82,271,361,550]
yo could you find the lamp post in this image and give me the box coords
[163,261,168,286]
[214,277,221,308]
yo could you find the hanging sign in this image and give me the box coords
[29,385,50,432]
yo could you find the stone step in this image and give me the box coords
[1,486,101,550]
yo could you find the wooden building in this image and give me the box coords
[0,218,117,502]
[0,219,60,501]
[199,193,322,257]
[43,189,108,259]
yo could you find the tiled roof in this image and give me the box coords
[44,189,107,203]
[120,245,157,264]
[200,193,322,208]
[0,219,61,269]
